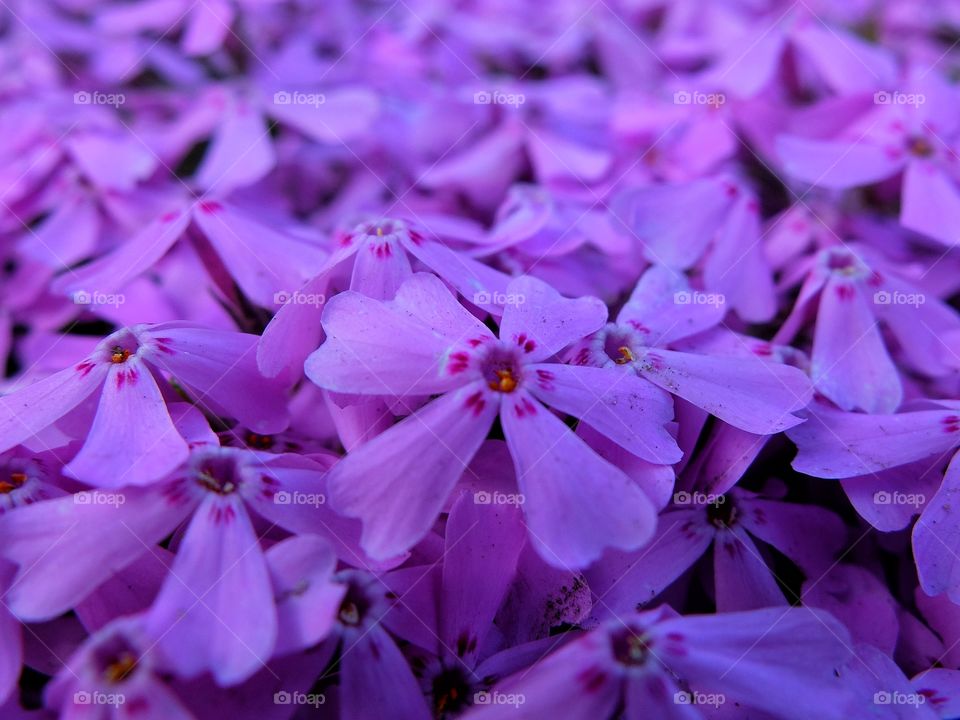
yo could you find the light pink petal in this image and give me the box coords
[812,277,901,413]
[702,196,776,323]
[527,364,681,464]
[776,135,903,189]
[585,509,714,616]
[713,525,787,612]
[901,161,960,247]
[349,235,414,300]
[638,349,811,434]
[656,607,854,720]
[624,674,701,720]
[499,276,607,362]
[912,668,960,718]
[502,390,658,568]
[875,274,960,377]
[146,495,276,686]
[526,128,612,183]
[705,26,785,97]
[328,383,497,560]
[616,266,725,345]
[401,237,511,313]
[245,454,377,568]
[0,484,191,620]
[467,631,619,720]
[737,497,845,575]
[65,357,189,487]
[181,0,234,56]
[26,194,99,269]
[340,623,432,720]
[614,178,732,268]
[65,132,156,191]
[0,362,107,454]
[142,323,289,434]
[802,565,899,655]
[195,101,273,193]
[257,271,332,380]
[914,454,960,603]
[0,562,20,705]
[840,458,940,531]
[269,87,380,143]
[441,491,525,667]
[53,210,191,297]
[791,23,897,94]
[389,272,495,340]
[684,423,766,496]
[789,404,960,478]
[267,535,345,655]
[192,202,326,307]
[304,291,467,397]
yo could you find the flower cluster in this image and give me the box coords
[2,1,960,718]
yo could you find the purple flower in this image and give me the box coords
[306,273,677,567]
[464,605,855,720]
[0,322,288,486]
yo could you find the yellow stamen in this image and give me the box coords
[110,346,131,364]
[488,369,517,393]
[0,472,26,494]
[615,346,634,365]
[339,601,360,626]
[376,226,384,237]
[104,653,137,683]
